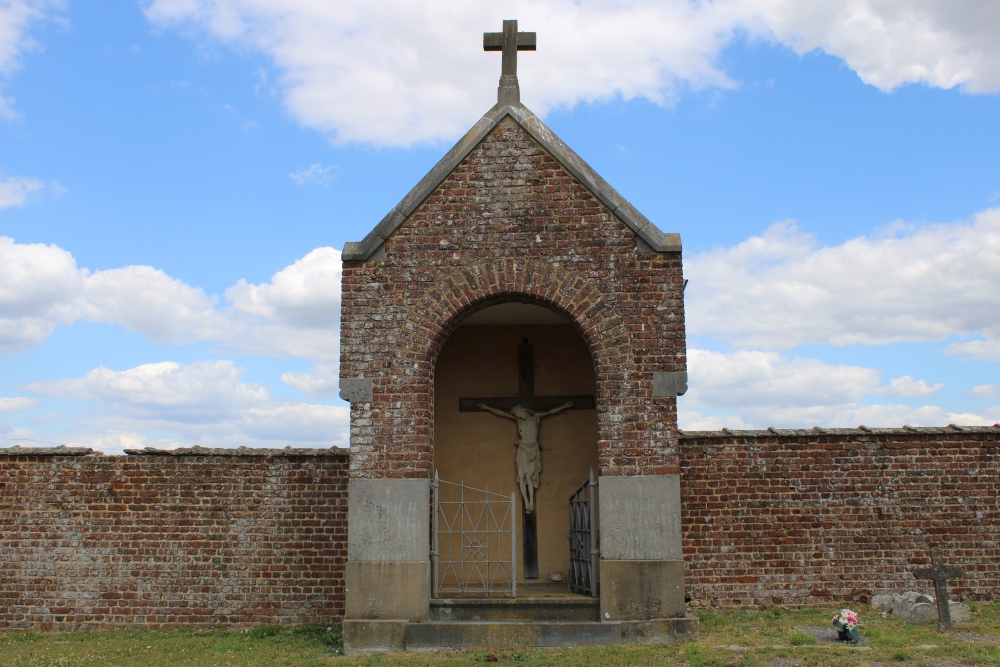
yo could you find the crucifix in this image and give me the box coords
[914,548,965,631]
[460,338,594,579]
[483,19,536,105]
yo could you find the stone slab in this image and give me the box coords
[347,478,429,562]
[600,559,686,621]
[653,371,688,397]
[339,378,372,403]
[404,621,623,649]
[599,475,682,560]
[345,561,430,621]
[342,619,408,654]
[620,616,699,643]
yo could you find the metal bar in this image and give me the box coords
[511,491,517,598]
[432,470,440,598]
[588,468,598,598]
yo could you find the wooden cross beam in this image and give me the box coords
[459,338,594,414]
[914,548,965,631]
[483,19,536,78]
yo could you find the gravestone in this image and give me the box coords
[914,549,965,631]
[339,18,690,652]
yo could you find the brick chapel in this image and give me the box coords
[338,20,693,651]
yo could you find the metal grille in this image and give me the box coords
[432,471,517,598]
[568,469,598,597]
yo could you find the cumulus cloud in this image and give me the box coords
[679,347,993,430]
[0,237,342,358]
[142,0,1000,146]
[24,360,349,454]
[752,0,1000,93]
[972,384,999,398]
[685,208,1000,353]
[885,375,942,397]
[281,362,340,398]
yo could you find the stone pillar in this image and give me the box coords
[342,478,431,653]
[599,475,694,641]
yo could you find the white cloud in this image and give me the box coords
[0,396,38,415]
[282,362,340,398]
[0,175,43,207]
[686,208,1000,352]
[0,237,342,359]
[885,375,942,397]
[143,0,1000,146]
[289,163,336,187]
[24,360,349,454]
[679,347,992,430]
[751,0,1000,93]
[0,0,60,119]
[972,384,999,398]
[0,236,84,352]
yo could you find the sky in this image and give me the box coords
[1,0,999,454]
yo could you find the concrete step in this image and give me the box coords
[429,598,599,622]
[405,620,622,649]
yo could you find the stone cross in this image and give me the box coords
[914,548,965,631]
[483,19,536,105]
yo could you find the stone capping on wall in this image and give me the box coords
[678,424,1000,439]
[0,445,97,456]
[0,445,350,457]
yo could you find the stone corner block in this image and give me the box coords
[599,475,682,560]
[339,377,373,403]
[600,559,687,621]
[345,561,430,621]
[653,371,688,397]
[342,619,408,654]
[348,478,430,562]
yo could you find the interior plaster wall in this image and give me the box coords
[434,323,599,583]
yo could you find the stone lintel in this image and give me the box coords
[339,378,373,403]
[599,475,683,560]
[653,371,688,397]
[347,478,430,562]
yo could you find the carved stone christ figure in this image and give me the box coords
[477,401,573,514]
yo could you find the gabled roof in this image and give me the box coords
[342,101,681,261]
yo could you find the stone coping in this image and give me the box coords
[679,424,1000,439]
[0,444,348,458]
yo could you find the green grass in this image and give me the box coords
[0,602,997,667]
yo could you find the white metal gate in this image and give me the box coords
[432,471,517,598]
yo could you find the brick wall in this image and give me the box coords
[341,118,686,480]
[680,426,1000,608]
[0,447,348,630]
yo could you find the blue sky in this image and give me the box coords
[2,1,999,453]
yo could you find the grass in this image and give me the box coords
[0,602,997,667]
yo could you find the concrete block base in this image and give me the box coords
[600,559,686,620]
[343,619,408,654]
[345,561,430,620]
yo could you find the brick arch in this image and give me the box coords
[407,259,634,473]
[413,258,629,380]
